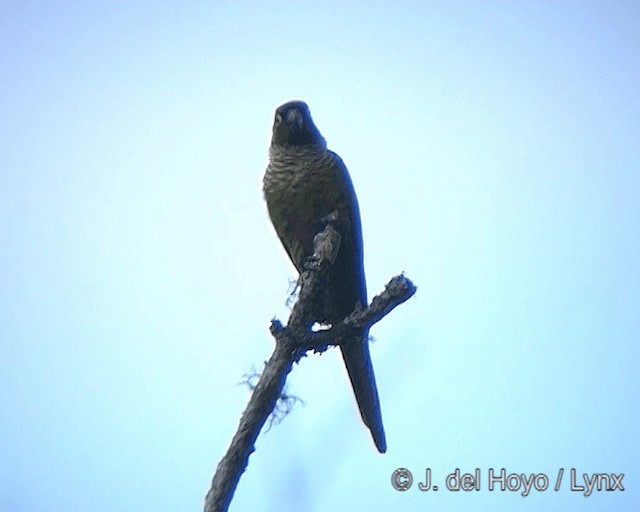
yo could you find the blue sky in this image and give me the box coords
[1,2,638,511]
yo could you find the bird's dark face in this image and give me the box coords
[271,100,323,147]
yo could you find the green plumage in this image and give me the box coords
[263,101,386,453]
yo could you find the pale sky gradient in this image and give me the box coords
[1,2,639,511]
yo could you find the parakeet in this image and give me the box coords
[263,100,386,453]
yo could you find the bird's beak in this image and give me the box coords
[286,108,304,132]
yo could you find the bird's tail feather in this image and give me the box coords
[340,331,386,453]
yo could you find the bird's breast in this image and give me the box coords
[264,150,343,270]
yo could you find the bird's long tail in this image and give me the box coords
[340,330,386,453]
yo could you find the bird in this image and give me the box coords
[262,100,386,453]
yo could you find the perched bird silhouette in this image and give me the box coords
[263,100,386,453]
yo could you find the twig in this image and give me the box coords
[203,225,416,512]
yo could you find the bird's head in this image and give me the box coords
[271,100,325,147]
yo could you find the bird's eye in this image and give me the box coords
[274,113,283,125]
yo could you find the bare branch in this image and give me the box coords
[270,274,416,358]
[204,338,295,512]
[203,224,416,512]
